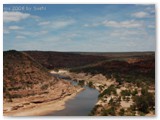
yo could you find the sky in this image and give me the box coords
[3,4,156,52]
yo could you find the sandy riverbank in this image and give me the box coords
[4,88,84,116]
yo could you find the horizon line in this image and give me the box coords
[3,49,155,53]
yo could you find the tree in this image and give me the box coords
[121,90,131,96]
[102,107,116,116]
[78,80,85,87]
[108,107,116,116]
[134,91,155,114]
[134,96,149,113]
[131,89,138,96]
[119,108,125,116]
[141,87,148,95]
[114,73,122,85]
[98,85,117,98]
[88,81,93,88]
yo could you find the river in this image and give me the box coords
[49,73,99,116]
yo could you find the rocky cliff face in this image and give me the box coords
[3,50,76,102]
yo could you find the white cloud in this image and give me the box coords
[8,26,23,30]
[3,29,10,34]
[148,25,155,28]
[132,11,149,18]
[83,24,89,27]
[16,35,26,39]
[83,23,100,27]
[3,11,31,22]
[145,6,155,14]
[103,20,143,28]
[38,21,50,26]
[110,29,146,37]
[38,19,75,29]
[38,30,48,34]
[51,19,75,29]
[18,30,48,36]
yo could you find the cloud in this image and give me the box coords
[148,25,155,28]
[83,24,89,27]
[145,6,155,14]
[132,11,149,18]
[38,21,50,25]
[8,26,23,30]
[83,23,100,27]
[38,30,48,34]
[3,29,10,34]
[18,30,48,36]
[84,19,143,28]
[3,25,23,34]
[3,11,31,22]
[38,19,75,29]
[16,35,26,39]
[110,29,146,37]
[103,20,143,28]
[52,19,75,29]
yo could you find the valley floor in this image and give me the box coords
[4,69,155,116]
[53,70,155,116]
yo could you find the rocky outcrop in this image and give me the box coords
[4,50,54,100]
[3,50,81,116]
[3,50,77,104]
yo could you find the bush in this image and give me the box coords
[89,104,101,115]
[41,84,49,90]
[126,96,130,102]
[88,81,93,88]
[114,74,122,85]
[8,86,22,91]
[99,85,104,91]
[141,87,148,95]
[134,92,155,113]
[78,80,85,87]
[121,90,131,96]
[11,94,22,98]
[131,89,138,96]
[130,104,136,111]
[98,85,117,98]
[4,91,13,102]
[102,107,116,116]
[119,108,125,116]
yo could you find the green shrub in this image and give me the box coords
[141,87,148,95]
[41,84,49,90]
[119,108,125,116]
[98,85,117,98]
[78,80,85,87]
[88,81,93,88]
[121,90,131,96]
[134,92,155,113]
[89,104,101,115]
[131,89,138,96]
[102,107,116,116]
[99,85,104,91]
[11,94,22,98]
[4,91,13,102]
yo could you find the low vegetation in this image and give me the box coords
[25,51,106,69]
[4,50,155,116]
[98,85,117,98]
[3,50,56,101]
[133,89,155,113]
